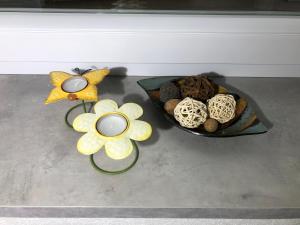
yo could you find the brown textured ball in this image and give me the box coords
[164,99,181,116]
[203,118,219,133]
[160,82,181,102]
[178,75,215,101]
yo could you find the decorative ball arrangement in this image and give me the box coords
[139,74,267,136]
[178,76,215,101]
[159,82,181,102]
[155,74,238,133]
[164,99,181,116]
[174,97,208,128]
[207,94,236,124]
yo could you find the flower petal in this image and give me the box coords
[45,87,68,104]
[128,120,152,141]
[77,131,105,155]
[118,103,143,120]
[73,113,97,132]
[76,84,98,101]
[83,68,110,85]
[105,138,133,160]
[49,71,72,87]
[94,99,118,116]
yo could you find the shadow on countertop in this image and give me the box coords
[123,93,173,146]
[98,67,127,95]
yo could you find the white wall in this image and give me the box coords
[0,12,300,76]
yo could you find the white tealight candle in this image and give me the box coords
[96,114,128,137]
[62,76,88,93]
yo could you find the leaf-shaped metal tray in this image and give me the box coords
[137,76,268,137]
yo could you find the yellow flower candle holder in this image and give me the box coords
[45,68,110,128]
[73,99,152,174]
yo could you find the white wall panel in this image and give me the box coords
[0,13,300,76]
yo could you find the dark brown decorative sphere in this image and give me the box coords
[203,118,218,133]
[164,99,181,116]
[160,82,181,102]
[178,75,215,101]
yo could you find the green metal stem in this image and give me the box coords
[64,101,94,128]
[89,141,139,175]
[82,100,87,113]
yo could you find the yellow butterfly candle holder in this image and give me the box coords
[45,68,110,128]
[73,99,152,174]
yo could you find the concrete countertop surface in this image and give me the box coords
[0,75,299,219]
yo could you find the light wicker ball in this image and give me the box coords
[207,94,236,124]
[174,97,208,128]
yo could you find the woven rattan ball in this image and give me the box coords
[178,76,215,101]
[160,82,181,102]
[207,94,236,124]
[174,97,208,128]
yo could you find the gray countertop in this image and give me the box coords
[0,75,299,218]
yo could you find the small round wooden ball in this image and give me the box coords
[164,99,181,116]
[204,118,218,133]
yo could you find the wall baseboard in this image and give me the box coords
[0,12,300,77]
